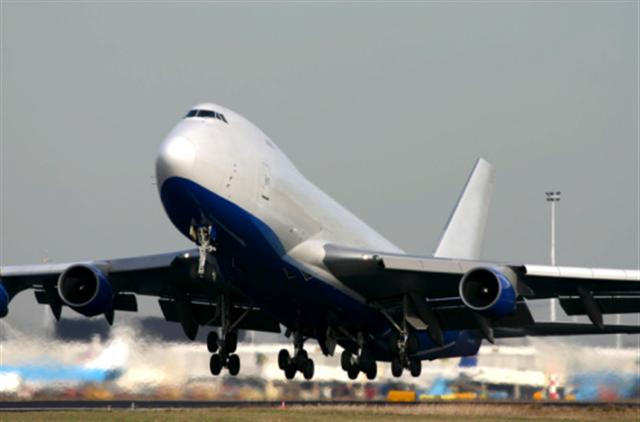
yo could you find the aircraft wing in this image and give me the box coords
[0,250,281,339]
[323,244,640,342]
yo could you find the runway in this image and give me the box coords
[1,400,638,411]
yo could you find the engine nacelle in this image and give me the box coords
[57,265,113,317]
[459,267,517,318]
[0,283,8,317]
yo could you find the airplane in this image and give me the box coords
[0,337,127,394]
[1,103,639,381]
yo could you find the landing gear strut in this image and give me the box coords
[192,224,216,278]
[278,332,315,380]
[340,332,377,380]
[208,294,247,377]
[380,296,423,378]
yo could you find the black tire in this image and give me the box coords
[409,359,422,377]
[284,364,296,380]
[347,366,359,380]
[302,359,314,380]
[365,361,377,380]
[224,331,238,354]
[209,354,222,376]
[227,354,240,376]
[391,357,403,378]
[278,349,290,370]
[341,350,352,371]
[207,331,219,353]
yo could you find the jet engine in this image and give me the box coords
[57,265,113,317]
[459,267,516,318]
[0,283,8,317]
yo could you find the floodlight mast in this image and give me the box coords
[546,191,561,322]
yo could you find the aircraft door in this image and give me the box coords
[260,162,271,202]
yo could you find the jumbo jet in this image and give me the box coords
[1,103,639,380]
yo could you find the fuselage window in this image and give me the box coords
[185,109,228,124]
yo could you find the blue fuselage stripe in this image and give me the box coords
[159,176,481,359]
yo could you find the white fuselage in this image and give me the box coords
[156,103,402,270]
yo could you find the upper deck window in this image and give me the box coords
[184,109,228,124]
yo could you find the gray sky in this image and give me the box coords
[1,3,638,342]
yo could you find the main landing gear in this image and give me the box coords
[208,294,248,377]
[208,330,240,376]
[378,296,424,378]
[340,333,377,380]
[390,354,422,378]
[386,328,422,378]
[278,332,315,380]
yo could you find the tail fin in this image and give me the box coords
[434,158,494,260]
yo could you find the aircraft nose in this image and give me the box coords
[155,135,196,186]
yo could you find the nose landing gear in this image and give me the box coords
[191,224,216,279]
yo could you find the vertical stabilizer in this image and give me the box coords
[434,158,494,260]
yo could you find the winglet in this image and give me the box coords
[434,158,495,260]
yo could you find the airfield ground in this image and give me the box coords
[2,404,639,422]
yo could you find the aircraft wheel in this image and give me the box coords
[227,354,240,376]
[284,364,296,380]
[278,349,290,370]
[302,358,314,380]
[224,331,238,354]
[207,331,219,353]
[391,357,403,377]
[347,366,359,380]
[297,349,308,362]
[341,350,352,371]
[409,359,422,377]
[209,354,222,376]
[365,361,377,380]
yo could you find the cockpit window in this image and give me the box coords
[184,109,228,124]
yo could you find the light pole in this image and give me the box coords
[546,191,561,322]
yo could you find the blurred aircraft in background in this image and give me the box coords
[0,337,127,395]
[1,103,639,382]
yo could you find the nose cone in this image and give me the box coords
[156,135,196,186]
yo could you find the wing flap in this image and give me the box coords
[495,322,640,338]
[158,299,280,333]
[434,301,534,330]
[560,297,640,315]
[521,265,640,297]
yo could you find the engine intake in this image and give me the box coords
[57,265,113,317]
[459,267,516,318]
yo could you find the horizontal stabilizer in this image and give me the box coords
[434,158,495,260]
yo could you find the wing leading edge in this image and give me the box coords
[322,243,640,338]
[0,250,280,339]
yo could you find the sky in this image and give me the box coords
[1,2,638,344]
